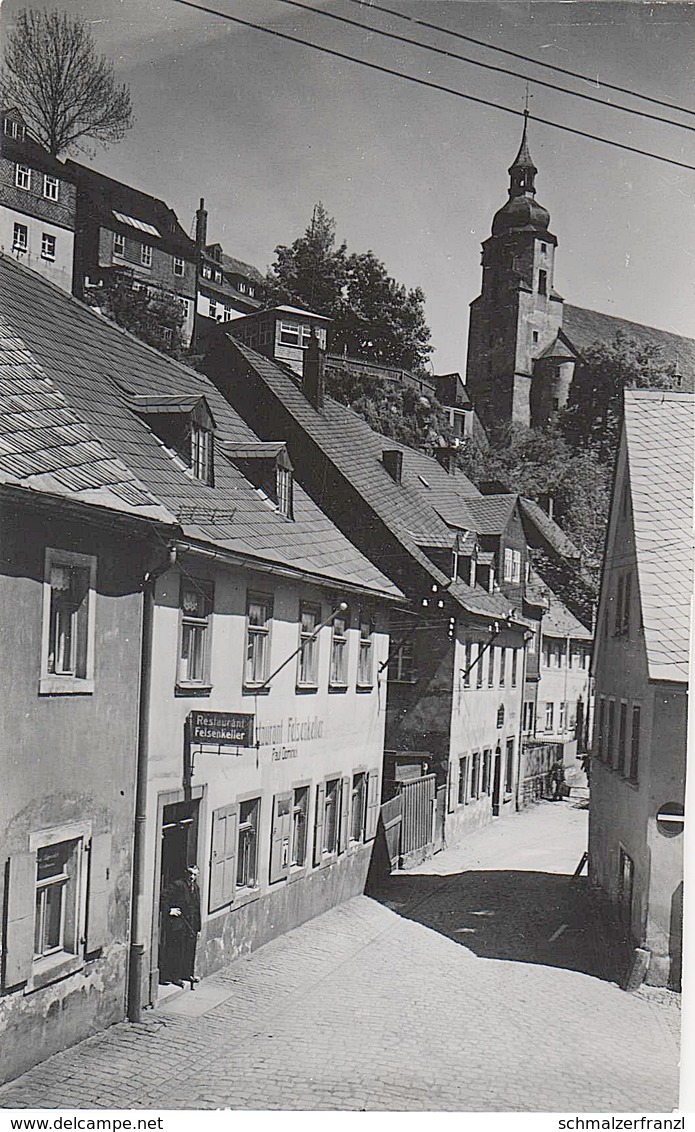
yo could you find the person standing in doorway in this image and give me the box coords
[160,864,201,989]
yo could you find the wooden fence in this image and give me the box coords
[397,774,436,867]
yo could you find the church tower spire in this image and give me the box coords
[464,114,564,432]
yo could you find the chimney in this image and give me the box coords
[195,197,207,254]
[303,327,325,409]
[382,449,403,483]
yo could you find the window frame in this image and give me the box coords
[458,755,470,805]
[173,255,185,277]
[177,577,214,692]
[544,701,554,732]
[15,163,31,190]
[28,821,91,987]
[297,602,321,689]
[329,609,349,689]
[41,232,56,261]
[140,242,153,268]
[236,796,261,892]
[244,592,273,689]
[629,705,641,784]
[13,222,28,252]
[40,548,97,695]
[350,771,368,843]
[291,784,310,869]
[113,231,125,257]
[356,611,374,689]
[190,421,214,485]
[390,636,416,683]
[276,464,293,519]
[505,737,515,795]
[43,174,59,201]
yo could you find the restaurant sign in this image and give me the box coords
[188,710,254,747]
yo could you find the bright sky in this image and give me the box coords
[1,0,694,372]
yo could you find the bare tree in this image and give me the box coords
[0,9,133,156]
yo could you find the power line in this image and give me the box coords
[346,0,695,121]
[274,0,695,136]
[169,0,695,172]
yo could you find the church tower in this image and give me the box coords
[465,114,564,432]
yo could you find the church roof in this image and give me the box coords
[563,305,695,389]
[508,113,537,176]
[623,390,693,683]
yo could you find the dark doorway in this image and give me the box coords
[492,749,502,815]
[157,799,200,988]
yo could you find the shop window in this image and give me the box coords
[40,549,96,694]
[291,786,309,867]
[245,593,272,687]
[178,579,213,689]
[297,603,320,688]
[350,772,367,842]
[357,613,373,688]
[629,705,641,783]
[329,609,349,688]
[236,798,260,890]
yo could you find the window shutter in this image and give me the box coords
[269,793,291,884]
[313,783,325,866]
[86,833,111,953]
[447,759,459,812]
[4,852,35,987]
[365,768,380,841]
[339,777,350,853]
[209,803,237,912]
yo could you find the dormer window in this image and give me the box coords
[202,263,212,280]
[4,116,26,140]
[191,421,214,484]
[214,269,222,283]
[276,464,293,519]
[279,321,312,348]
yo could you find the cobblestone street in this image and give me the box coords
[0,800,680,1112]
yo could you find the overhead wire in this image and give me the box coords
[345,0,695,120]
[169,0,695,172]
[274,0,695,135]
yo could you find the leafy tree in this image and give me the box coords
[326,365,453,451]
[89,274,185,358]
[560,331,676,463]
[0,9,133,156]
[266,204,432,373]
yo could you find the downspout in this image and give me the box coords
[128,543,177,1023]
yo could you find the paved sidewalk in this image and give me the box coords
[0,801,680,1112]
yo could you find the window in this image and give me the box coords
[113,232,125,256]
[322,778,340,855]
[191,422,213,484]
[236,798,260,889]
[357,613,373,687]
[291,786,309,867]
[208,300,218,320]
[617,702,628,775]
[245,594,272,686]
[201,263,212,279]
[505,738,515,793]
[545,702,554,732]
[329,610,349,687]
[503,548,521,583]
[629,706,641,783]
[470,751,481,800]
[390,637,415,683]
[34,839,80,960]
[297,603,320,687]
[276,465,293,518]
[279,321,312,348]
[43,174,59,201]
[238,281,246,293]
[15,163,31,190]
[41,549,96,694]
[559,701,566,731]
[476,643,483,688]
[488,646,495,687]
[522,701,535,734]
[606,700,616,765]
[249,286,255,297]
[511,648,518,687]
[178,579,213,687]
[214,268,222,283]
[13,222,28,251]
[141,243,152,268]
[538,269,547,295]
[350,773,367,842]
[482,749,492,794]
[4,117,26,140]
[173,255,185,276]
[540,243,547,253]
[596,697,606,761]
[543,641,551,668]
[462,640,473,687]
[532,330,539,344]
[458,756,469,805]
[499,648,506,688]
[41,232,56,261]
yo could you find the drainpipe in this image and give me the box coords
[128,544,177,1023]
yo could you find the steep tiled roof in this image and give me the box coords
[539,579,592,641]
[0,256,400,600]
[224,338,525,624]
[67,161,196,259]
[216,250,265,285]
[519,497,581,560]
[624,390,694,682]
[563,305,695,390]
[465,495,518,535]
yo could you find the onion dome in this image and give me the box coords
[491,113,551,236]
